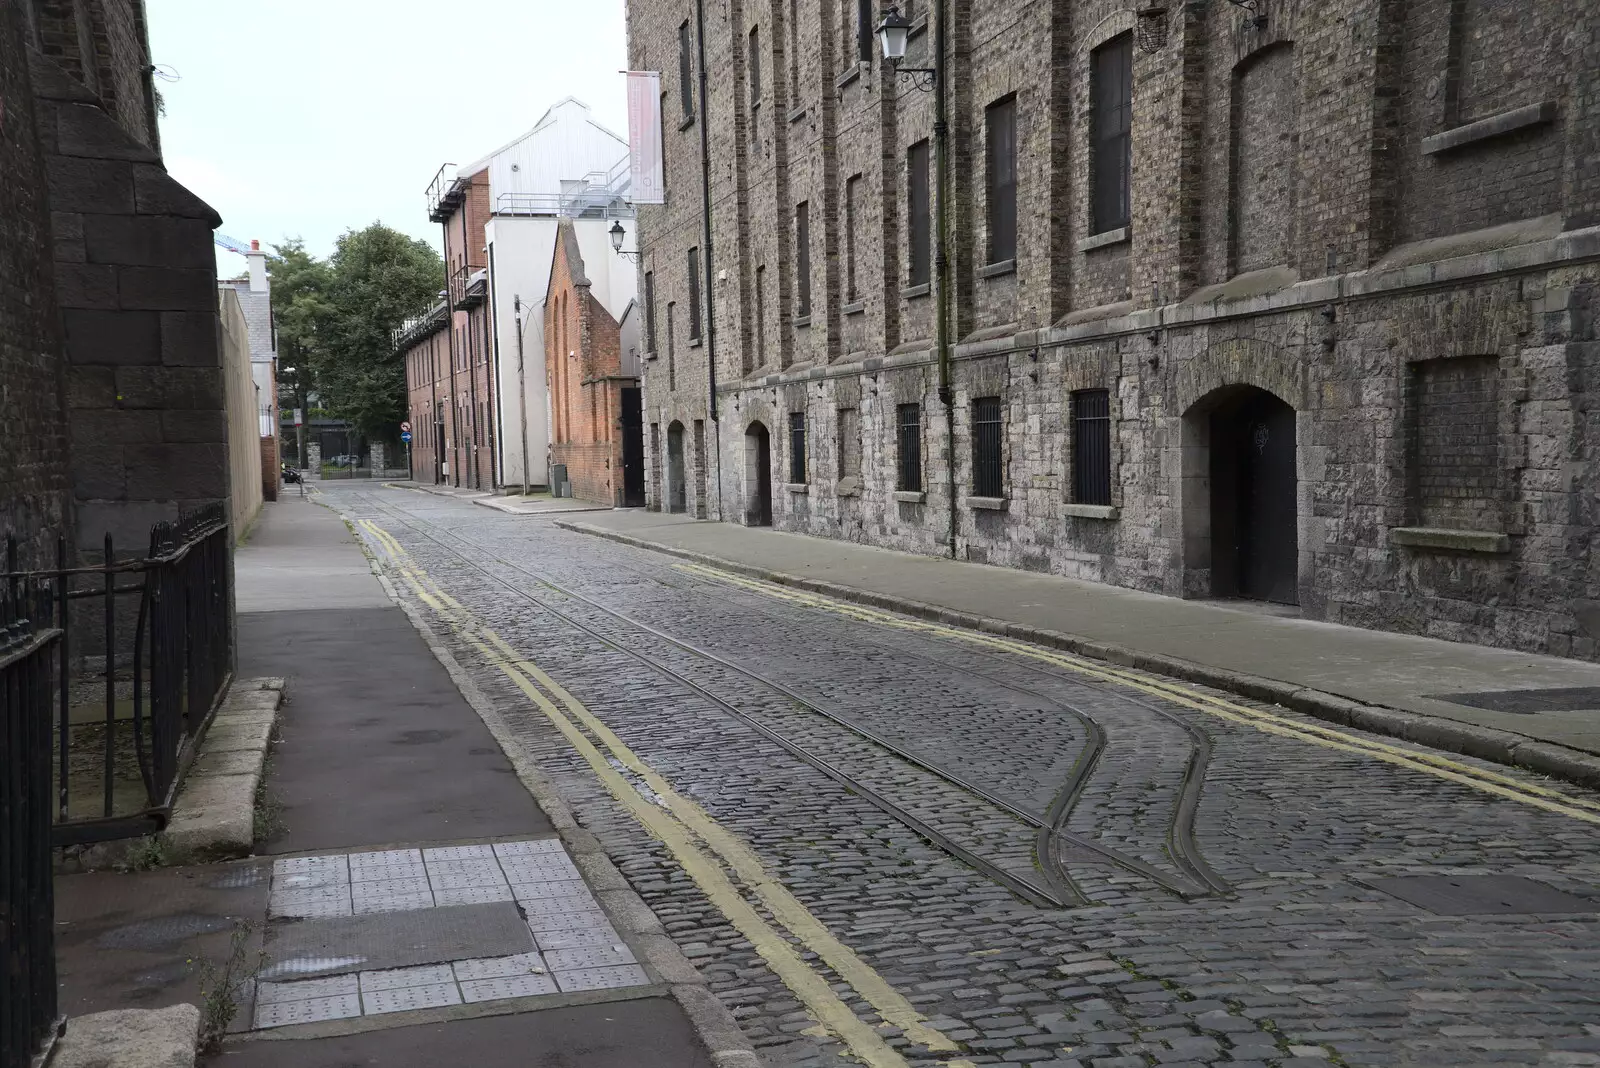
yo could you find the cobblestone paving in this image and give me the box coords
[332,485,1600,1068]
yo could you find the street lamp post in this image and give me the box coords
[877,2,956,558]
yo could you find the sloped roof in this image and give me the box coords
[459,98,628,179]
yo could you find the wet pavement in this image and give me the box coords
[325,480,1600,1068]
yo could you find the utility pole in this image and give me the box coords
[514,295,531,496]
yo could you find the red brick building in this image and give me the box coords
[404,167,497,488]
[546,222,644,506]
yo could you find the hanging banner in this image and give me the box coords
[626,71,665,205]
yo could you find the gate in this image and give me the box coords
[620,388,646,507]
[1,585,62,1068]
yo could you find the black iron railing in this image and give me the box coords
[2,502,233,847]
[1,583,62,1068]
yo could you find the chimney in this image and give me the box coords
[246,238,268,293]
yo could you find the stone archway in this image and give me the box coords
[1181,384,1300,605]
[744,421,772,526]
[665,421,687,514]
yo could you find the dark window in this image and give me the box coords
[856,0,872,61]
[789,410,807,483]
[795,201,812,316]
[755,265,767,365]
[749,26,761,104]
[1071,389,1112,505]
[907,140,931,287]
[666,302,677,391]
[985,97,1017,264]
[971,395,1003,498]
[644,271,657,353]
[787,0,800,102]
[679,21,695,118]
[845,175,862,301]
[687,247,702,340]
[837,407,860,478]
[897,403,922,491]
[1090,34,1133,234]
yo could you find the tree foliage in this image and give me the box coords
[268,225,442,438]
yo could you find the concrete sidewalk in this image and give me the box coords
[390,480,612,515]
[558,511,1600,786]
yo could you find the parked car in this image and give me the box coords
[326,454,358,467]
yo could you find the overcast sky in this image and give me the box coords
[146,0,629,275]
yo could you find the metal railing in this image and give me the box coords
[449,265,487,309]
[1,583,62,1068]
[1,502,233,846]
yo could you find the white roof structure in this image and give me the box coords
[459,98,630,211]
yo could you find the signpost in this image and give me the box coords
[400,422,413,479]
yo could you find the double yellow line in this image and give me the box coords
[357,521,974,1068]
[674,562,1600,828]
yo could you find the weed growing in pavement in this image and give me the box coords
[196,919,262,1052]
[118,835,167,872]
[252,746,285,843]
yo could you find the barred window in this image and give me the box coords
[897,404,922,492]
[971,396,1003,498]
[1071,389,1112,505]
[789,410,807,483]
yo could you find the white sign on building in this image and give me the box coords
[627,72,665,205]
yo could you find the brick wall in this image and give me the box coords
[547,223,630,506]
[630,0,1600,658]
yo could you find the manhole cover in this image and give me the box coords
[1366,875,1598,915]
[1425,687,1600,714]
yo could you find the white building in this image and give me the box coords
[454,98,636,491]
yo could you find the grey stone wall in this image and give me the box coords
[629,0,1600,659]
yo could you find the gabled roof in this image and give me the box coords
[550,220,590,290]
[459,98,628,180]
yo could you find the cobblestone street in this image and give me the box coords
[333,483,1600,1068]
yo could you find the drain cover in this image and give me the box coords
[1425,687,1600,714]
[1367,875,1597,915]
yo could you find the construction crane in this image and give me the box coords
[214,233,271,257]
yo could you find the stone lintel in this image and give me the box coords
[1389,527,1511,554]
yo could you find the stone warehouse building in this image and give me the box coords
[628,0,1600,658]
[1,0,229,569]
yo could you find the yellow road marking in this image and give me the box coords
[673,562,1600,826]
[356,519,972,1067]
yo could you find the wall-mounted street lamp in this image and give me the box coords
[609,220,642,261]
[876,7,935,92]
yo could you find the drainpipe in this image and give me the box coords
[462,206,480,489]
[933,0,956,558]
[514,295,531,496]
[695,0,724,519]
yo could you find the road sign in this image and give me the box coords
[400,420,412,433]
[293,408,304,427]
[400,431,413,443]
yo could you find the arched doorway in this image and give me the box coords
[1185,386,1298,605]
[666,421,687,514]
[744,422,772,526]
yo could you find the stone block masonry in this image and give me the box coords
[629,0,1600,660]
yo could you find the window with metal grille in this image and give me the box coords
[755,265,767,366]
[985,97,1017,265]
[837,407,860,478]
[687,247,702,341]
[679,21,695,119]
[666,302,677,391]
[1071,389,1112,505]
[907,140,931,287]
[845,175,862,301]
[795,201,812,316]
[644,271,657,353]
[971,396,1003,498]
[789,410,807,483]
[1090,34,1133,234]
[897,403,922,491]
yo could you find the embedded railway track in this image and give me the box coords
[352,492,1227,906]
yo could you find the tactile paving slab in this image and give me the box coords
[251,839,651,1030]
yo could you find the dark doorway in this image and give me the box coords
[666,421,687,514]
[1209,389,1297,604]
[620,388,646,507]
[434,418,446,484]
[745,422,772,526]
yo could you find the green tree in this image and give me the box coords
[267,238,333,465]
[316,224,443,437]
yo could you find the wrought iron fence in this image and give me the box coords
[1,581,62,1068]
[1,502,233,847]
